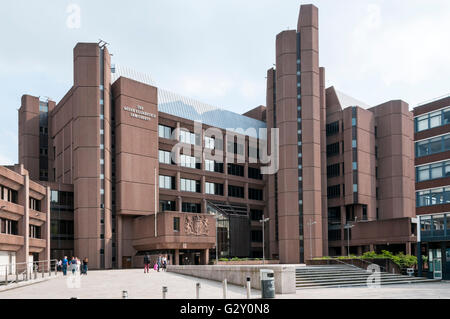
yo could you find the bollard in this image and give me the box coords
[196,282,201,299]
[162,286,168,299]
[42,266,44,279]
[222,279,228,299]
[15,268,18,283]
[122,290,128,299]
[5,265,7,285]
[34,268,37,280]
[246,277,251,299]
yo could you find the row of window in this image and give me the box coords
[416,160,450,182]
[415,134,450,158]
[326,121,339,136]
[205,182,224,196]
[158,150,260,179]
[415,107,450,132]
[417,187,450,207]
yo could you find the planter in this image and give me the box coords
[307,258,402,274]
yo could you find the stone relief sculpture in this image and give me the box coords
[184,215,209,236]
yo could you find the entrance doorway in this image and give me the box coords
[429,249,442,279]
[122,256,132,269]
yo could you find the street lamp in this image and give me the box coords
[344,217,357,256]
[259,215,270,264]
[306,220,317,261]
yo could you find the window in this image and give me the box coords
[160,200,175,212]
[353,184,358,193]
[180,178,200,193]
[205,136,215,149]
[415,134,450,157]
[417,161,450,182]
[159,175,175,190]
[227,140,244,155]
[352,162,357,170]
[248,167,262,180]
[251,230,263,243]
[326,143,340,157]
[416,187,450,207]
[205,159,215,172]
[158,125,173,139]
[159,150,172,165]
[228,185,244,198]
[362,205,368,221]
[249,188,263,201]
[326,121,339,136]
[0,185,18,204]
[29,198,41,211]
[205,182,215,195]
[415,107,450,132]
[173,217,180,232]
[227,164,244,177]
[182,202,201,213]
[352,139,357,148]
[251,209,264,221]
[180,154,200,169]
[180,130,200,145]
[29,225,41,239]
[327,185,340,199]
[327,163,340,178]
[0,218,18,235]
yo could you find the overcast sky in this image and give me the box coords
[1,0,449,165]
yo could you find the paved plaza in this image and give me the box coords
[0,269,449,299]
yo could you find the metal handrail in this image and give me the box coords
[325,257,386,273]
[1,259,59,285]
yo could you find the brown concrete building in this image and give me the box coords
[265,4,416,264]
[17,4,417,269]
[414,95,450,279]
[0,164,51,272]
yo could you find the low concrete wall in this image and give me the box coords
[216,260,280,265]
[167,265,296,294]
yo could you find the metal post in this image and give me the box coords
[54,261,57,276]
[34,263,37,280]
[215,216,219,265]
[196,282,201,299]
[15,267,18,283]
[162,286,168,299]
[222,279,228,299]
[42,264,44,278]
[246,277,251,299]
[122,290,128,299]
[262,218,265,265]
[347,226,350,257]
[4,265,7,285]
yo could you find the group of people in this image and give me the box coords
[57,256,88,276]
[143,254,167,273]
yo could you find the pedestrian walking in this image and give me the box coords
[82,257,88,275]
[70,257,76,274]
[62,256,68,276]
[143,254,150,273]
[162,258,167,272]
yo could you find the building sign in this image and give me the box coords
[123,105,156,121]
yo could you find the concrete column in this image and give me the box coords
[201,249,209,265]
[174,249,180,265]
[406,242,411,255]
[41,186,51,271]
[357,246,362,256]
[177,196,182,213]
[17,172,30,272]
[117,215,123,269]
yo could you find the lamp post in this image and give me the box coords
[306,220,317,261]
[213,215,219,265]
[344,217,357,257]
[259,215,270,264]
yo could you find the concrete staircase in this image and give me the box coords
[296,265,437,289]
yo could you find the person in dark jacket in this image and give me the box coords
[62,256,68,276]
[82,257,88,275]
[144,254,150,273]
